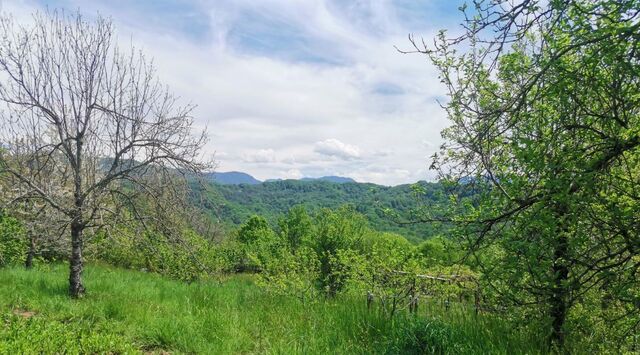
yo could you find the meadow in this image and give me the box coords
[0,263,544,354]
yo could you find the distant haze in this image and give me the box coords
[210,171,358,185]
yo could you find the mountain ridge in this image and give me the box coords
[211,171,358,185]
[206,171,261,185]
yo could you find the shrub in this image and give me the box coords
[236,215,283,272]
[0,213,26,267]
[93,227,223,282]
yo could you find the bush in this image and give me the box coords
[0,213,26,267]
[309,206,369,295]
[236,215,284,272]
[93,227,225,282]
[257,246,320,302]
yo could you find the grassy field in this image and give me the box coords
[0,263,544,354]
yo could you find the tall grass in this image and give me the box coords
[0,263,544,354]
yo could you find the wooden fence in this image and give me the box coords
[365,270,484,316]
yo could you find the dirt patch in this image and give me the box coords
[143,350,172,355]
[12,309,36,319]
[141,343,172,355]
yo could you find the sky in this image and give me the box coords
[2,0,466,186]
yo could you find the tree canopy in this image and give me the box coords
[419,0,640,349]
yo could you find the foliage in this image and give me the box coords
[235,215,284,272]
[258,246,320,302]
[278,205,313,250]
[424,0,640,349]
[309,206,370,295]
[0,213,26,267]
[334,232,478,317]
[334,232,423,315]
[250,205,479,320]
[418,236,463,266]
[194,179,451,242]
[93,226,224,282]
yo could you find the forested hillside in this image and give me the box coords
[193,179,450,242]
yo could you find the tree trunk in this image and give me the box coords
[69,221,85,298]
[549,232,569,349]
[25,236,35,269]
[70,134,85,298]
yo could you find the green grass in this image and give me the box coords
[0,263,544,354]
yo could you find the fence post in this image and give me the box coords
[409,294,419,314]
[367,291,373,310]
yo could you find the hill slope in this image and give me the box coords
[194,179,449,241]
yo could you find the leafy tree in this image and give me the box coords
[417,0,640,349]
[238,215,273,245]
[278,205,312,251]
[236,215,282,272]
[309,206,369,295]
[417,236,462,266]
[258,246,320,302]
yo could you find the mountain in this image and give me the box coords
[210,171,356,185]
[300,176,356,183]
[207,171,261,185]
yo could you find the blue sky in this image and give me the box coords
[5,0,467,185]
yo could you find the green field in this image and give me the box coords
[0,264,543,354]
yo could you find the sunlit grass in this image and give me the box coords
[0,263,544,354]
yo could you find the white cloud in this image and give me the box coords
[373,149,394,157]
[284,168,303,179]
[242,149,276,163]
[314,138,361,160]
[2,0,461,185]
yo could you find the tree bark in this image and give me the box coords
[550,234,568,348]
[69,127,85,298]
[69,221,85,298]
[25,236,35,269]
[549,201,570,350]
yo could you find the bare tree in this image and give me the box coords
[0,11,210,297]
